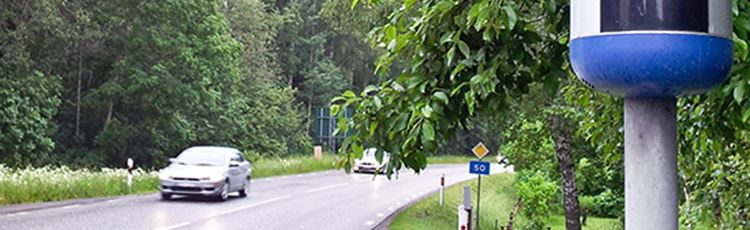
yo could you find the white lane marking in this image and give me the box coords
[106,198,122,203]
[365,220,375,226]
[154,221,190,230]
[219,195,293,216]
[377,213,384,217]
[411,194,417,198]
[296,174,303,177]
[304,183,348,194]
[396,202,402,206]
[6,211,29,217]
[387,207,394,211]
[61,204,80,210]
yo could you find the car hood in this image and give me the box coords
[162,165,226,178]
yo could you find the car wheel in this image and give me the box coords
[238,177,250,198]
[217,181,230,201]
[161,192,172,201]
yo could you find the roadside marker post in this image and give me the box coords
[569,1,733,229]
[440,173,445,207]
[458,186,473,230]
[469,142,491,230]
[127,158,134,189]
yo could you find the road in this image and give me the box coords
[0,164,510,230]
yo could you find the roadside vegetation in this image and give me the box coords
[0,154,472,205]
[390,173,620,230]
[334,0,750,228]
[426,155,474,164]
[0,154,337,205]
[0,165,158,205]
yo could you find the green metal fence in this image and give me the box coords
[313,107,352,152]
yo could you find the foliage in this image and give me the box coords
[516,170,559,230]
[299,60,349,108]
[0,0,329,168]
[0,164,158,205]
[0,0,63,167]
[390,172,622,230]
[333,0,568,174]
[249,153,338,178]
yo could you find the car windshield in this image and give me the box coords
[361,149,388,162]
[174,150,227,166]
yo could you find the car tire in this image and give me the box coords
[161,192,172,201]
[238,177,250,198]
[217,180,230,202]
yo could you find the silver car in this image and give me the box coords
[158,146,252,201]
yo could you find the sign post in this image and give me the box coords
[440,173,445,207]
[126,158,134,190]
[469,142,490,230]
[458,186,473,230]
[569,1,732,229]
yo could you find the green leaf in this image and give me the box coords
[421,105,433,118]
[734,83,745,103]
[433,91,449,105]
[363,85,379,96]
[404,0,417,10]
[742,107,750,122]
[385,25,397,40]
[457,40,470,58]
[330,104,341,116]
[440,32,455,44]
[446,46,456,66]
[502,6,517,29]
[351,0,360,9]
[422,120,435,142]
[369,121,378,135]
[343,90,356,99]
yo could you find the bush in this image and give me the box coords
[576,190,623,218]
[515,170,558,230]
[594,189,624,218]
[0,164,158,205]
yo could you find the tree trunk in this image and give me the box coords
[306,100,312,136]
[75,43,82,140]
[548,114,582,230]
[104,101,113,127]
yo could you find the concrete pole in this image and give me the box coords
[624,97,678,230]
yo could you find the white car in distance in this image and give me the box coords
[353,148,390,174]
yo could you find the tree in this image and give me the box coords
[0,0,63,167]
[333,0,577,227]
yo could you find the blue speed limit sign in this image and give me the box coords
[469,161,490,175]
[569,0,733,97]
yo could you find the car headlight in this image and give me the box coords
[159,172,171,180]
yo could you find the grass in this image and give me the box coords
[250,154,337,178]
[427,155,476,164]
[390,173,622,230]
[0,165,159,205]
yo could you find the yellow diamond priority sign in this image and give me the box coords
[472,142,489,159]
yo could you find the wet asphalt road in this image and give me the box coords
[0,164,510,230]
